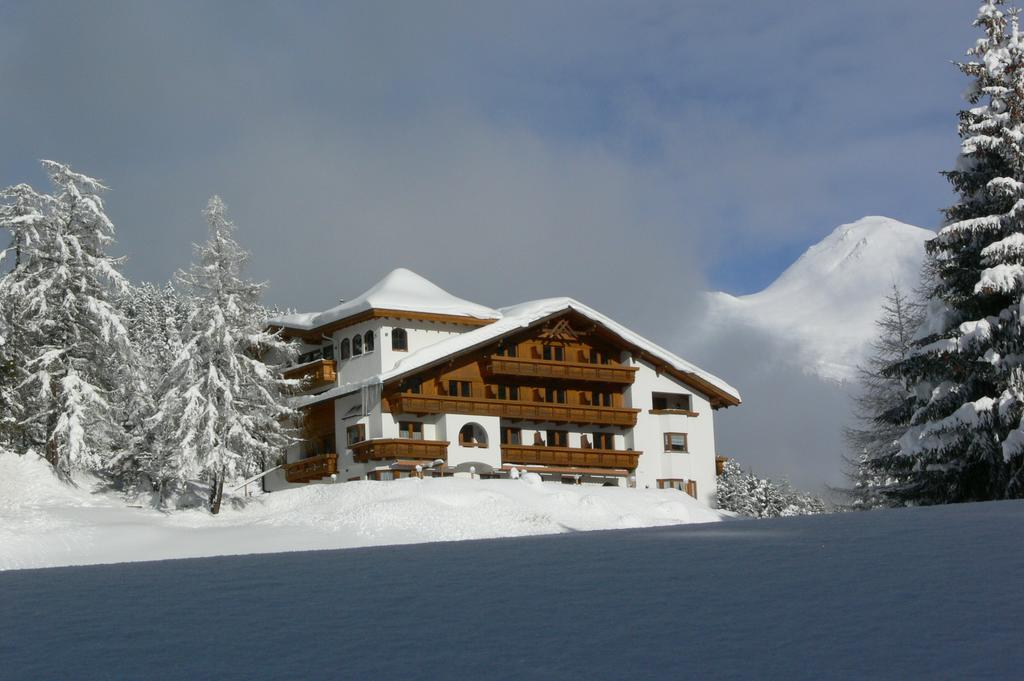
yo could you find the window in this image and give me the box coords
[321,434,336,454]
[448,380,471,397]
[297,348,322,364]
[658,478,697,498]
[346,424,366,447]
[589,349,611,365]
[593,432,615,450]
[652,393,693,412]
[500,427,521,445]
[392,328,408,351]
[542,345,564,361]
[545,387,566,404]
[546,430,568,447]
[352,334,363,356]
[663,432,688,452]
[398,422,423,440]
[322,344,335,360]
[339,338,350,360]
[591,391,613,407]
[459,423,488,447]
[497,384,519,401]
[402,378,422,394]
[364,330,374,353]
[496,343,518,357]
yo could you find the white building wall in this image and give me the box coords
[437,413,502,470]
[329,320,386,386]
[377,319,479,374]
[624,355,719,507]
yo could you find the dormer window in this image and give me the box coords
[352,334,363,356]
[392,328,408,351]
[364,330,375,353]
[339,338,351,360]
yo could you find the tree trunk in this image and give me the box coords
[209,467,225,515]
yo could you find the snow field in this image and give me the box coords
[0,451,723,570]
[2,498,1022,680]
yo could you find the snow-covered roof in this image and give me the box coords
[297,296,741,409]
[268,268,501,332]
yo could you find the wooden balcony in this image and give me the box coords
[485,356,637,385]
[501,444,640,470]
[283,359,337,388]
[350,438,450,464]
[283,453,338,483]
[390,393,640,427]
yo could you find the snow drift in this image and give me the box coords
[0,450,723,571]
[3,498,1022,680]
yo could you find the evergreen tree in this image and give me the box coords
[716,458,828,518]
[151,196,295,513]
[843,284,923,508]
[892,1,1024,503]
[0,162,135,478]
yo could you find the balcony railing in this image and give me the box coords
[350,438,450,464]
[485,356,637,385]
[390,393,640,427]
[283,453,338,483]
[283,359,337,388]
[501,444,640,470]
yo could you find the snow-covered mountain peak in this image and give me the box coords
[770,216,933,293]
[703,216,934,381]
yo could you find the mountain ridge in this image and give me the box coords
[704,216,934,381]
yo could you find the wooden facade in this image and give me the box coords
[485,356,637,384]
[351,438,450,464]
[382,316,641,430]
[390,394,640,428]
[284,359,337,389]
[284,453,338,483]
[501,444,640,470]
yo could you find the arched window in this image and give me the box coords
[364,330,375,353]
[339,338,350,360]
[352,334,363,356]
[392,327,408,351]
[459,423,488,447]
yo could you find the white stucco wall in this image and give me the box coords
[437,413,502,470]
[624,354,719,507]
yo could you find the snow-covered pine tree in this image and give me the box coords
[0,162,135,478]
[843,284,923,508]
[716,457,827,518]
[892,1,1024,503]
[716,458,755,516]
[151,196,296,513]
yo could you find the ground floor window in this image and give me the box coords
[658,478,697,498]
[459,422,488,447]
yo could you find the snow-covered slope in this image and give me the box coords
[706,216,933,381]
[0,451,723,571]
[4,500,1022,680]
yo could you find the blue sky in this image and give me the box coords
[0,1,973,341]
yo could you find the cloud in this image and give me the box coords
[682,315,852,493]
[0,0,983,486]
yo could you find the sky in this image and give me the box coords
[0,1,982,488]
